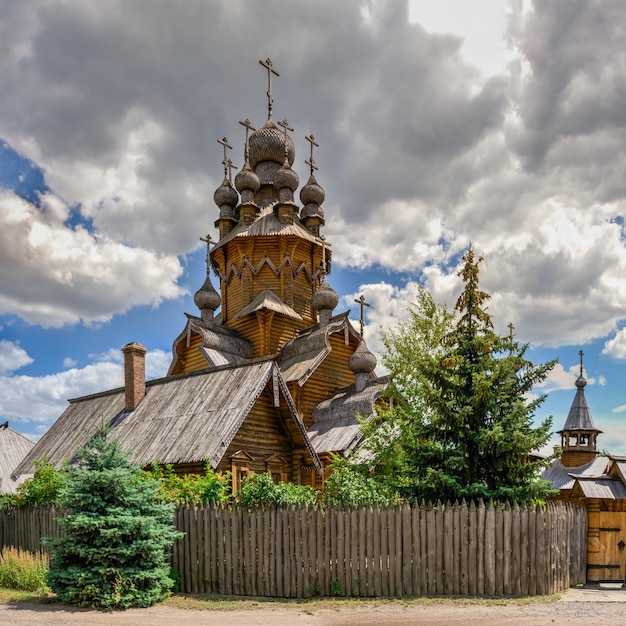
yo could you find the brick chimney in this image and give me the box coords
[121,342,147,410]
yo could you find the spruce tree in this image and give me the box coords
[379,248,556,503]
[45,431,182,609]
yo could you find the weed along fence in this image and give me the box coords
[1,501,586,598]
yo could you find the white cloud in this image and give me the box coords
[0,361,123,425]
[0,345,171,429]
[0,340,34,373]
[0,190,185,327]
[1,1,626,365]
[603,328,626,360]
[62,357,76,368]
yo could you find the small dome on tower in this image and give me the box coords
[249,119,295,168]
[214,177,239,208]
[576,374,587,389]
[235,158,261,194]
[300,173,325,206]
[274,155,299,193]
[194,276,221,313]
[349,339,377,374]
[312,277,338,312]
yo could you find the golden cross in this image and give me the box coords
[259,58,279,120]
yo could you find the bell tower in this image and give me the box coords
[558,351,602,467]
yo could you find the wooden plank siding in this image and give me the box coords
[1,501,586,597]
[296,332,361,430]
[217,236,320,329]
[217,392,297,483]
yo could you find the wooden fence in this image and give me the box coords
[0,501,586,598]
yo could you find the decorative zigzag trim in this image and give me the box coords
[216,253,323,284]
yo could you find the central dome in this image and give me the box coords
[249,120,295,169]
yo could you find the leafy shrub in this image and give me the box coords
[323,457,396,507]
[0,547,49,592]
[143,462,229,506]
[237,472,317,508]
[1,458,67,506]
[45,431,183,609]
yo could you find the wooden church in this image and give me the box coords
[13,59,389,492]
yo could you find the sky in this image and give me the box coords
[1,0,626,454]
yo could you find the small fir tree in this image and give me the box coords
[45,431,182,609]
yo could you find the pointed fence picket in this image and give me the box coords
[0,500,586,598]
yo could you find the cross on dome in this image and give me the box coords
[305,134,319,176]
[259,58,279,120]
[217,137,233,178]
[278,119,294,158]
[355,294,370,338]
[239,118,256,158]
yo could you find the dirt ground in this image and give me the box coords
[2,588,626,625]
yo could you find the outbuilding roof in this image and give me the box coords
[0,425,34,494]
[542,456,609,490]
[571,475,626,500]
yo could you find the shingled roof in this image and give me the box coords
[307,377,390,455]
[0,424,35,493]
[558,374,601,434]
[542,456,609,490]
[13,359,321,479]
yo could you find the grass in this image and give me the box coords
[0,547,50,594]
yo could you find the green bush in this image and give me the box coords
[237,472,317,508]
[0,547,49,592]
[323,457,396,507]
[1,458,67,506]
[45,431,183,609]
[143,462,229,506]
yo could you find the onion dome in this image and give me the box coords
[275,155,299,198]
[213,177,238,208]
[312,276,338,312]
[349,339,377,374]
[249,119,295,168]
[576,374,587,389]
[300,173,325,207]
[235,158,260,200]
[194,275,221,313]
[300,173,325,235]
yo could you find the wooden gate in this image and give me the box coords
[587,512,626,583]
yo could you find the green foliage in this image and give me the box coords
[143,462,229,506]
[45,430,183,609]
[322,457,396,506]
[236,472,317,508]
[376,248,556,504]
[0,547,49,592]
[1,458,67,506]
[330,579,343,596]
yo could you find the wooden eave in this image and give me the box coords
[233,288,302,321]
[279,312,360,386]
